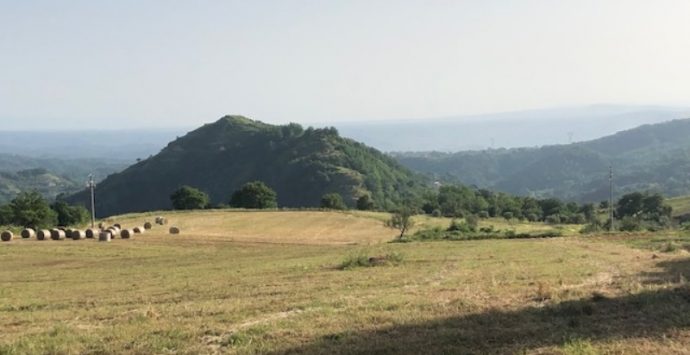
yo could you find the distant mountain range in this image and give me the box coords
[334,104,690,152]
[67,116,424,217]
[0,129,184,160]
[394,118,690,202]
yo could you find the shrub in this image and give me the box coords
[618,216,642,232]
[339,251,404,269]
[580,222,602,234]
[465,214,479,229]
[431,209,442,217]
[567,214,586,224]
[409,226,445,241]
[659,242,680,253]
[478,211,490,219]
[545,214,562,225]
[447,219,476,233]
[526,213,539,222]
[356,195,375,211]
[320,193,347,210]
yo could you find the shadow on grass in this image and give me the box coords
[275,258,690,354]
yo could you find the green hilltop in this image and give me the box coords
[67,116,424,217]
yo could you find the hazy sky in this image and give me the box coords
[2,0,690,129]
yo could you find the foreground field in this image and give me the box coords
[1,211,689,354]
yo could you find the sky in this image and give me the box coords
[1,0,690,130]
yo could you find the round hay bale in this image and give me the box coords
[155,216,162,224]
[37,230,51,241]
[121,229,135,239]
[107,227,121,235]
[98,231,111,242]
[65,229,73,238]
[144,222,152,230]
[71,230,85,240]
[1,231,13,242]
[133,226,144,234]
[21,228,35,239]
[161,218,168,225]
[113,223,121,229]
[85,229,97,239]
[50,229,66,240]
[169,226,180,235]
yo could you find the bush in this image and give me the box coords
[465,214,479,229]
[320,193,347,210]
[659,242,680,253]
[545,214,562,225]
[356,195,375,211]
[618,216,642,232]
[526,213,539,222]
[580,221,602,234]
[431,209,442,217]
[478,211,490,219]
[408,226,445,241]
[339,251,404,269]
[447,219,475,233]
[566,214,586,224]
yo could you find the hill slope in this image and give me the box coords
[68,116,424,217]
[395,118,690,202]
[0,154,129,204]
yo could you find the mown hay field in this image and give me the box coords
[1,210,689,354]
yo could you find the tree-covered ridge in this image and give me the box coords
[394,118,690,202]
[0,154,129,204]
[67,116,425,217]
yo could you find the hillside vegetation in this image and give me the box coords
[395,118,690,202]
[0,154,128,204]
[68,116,424,217]
[1,210,689,354]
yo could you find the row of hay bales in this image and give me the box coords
[1,216,180,242]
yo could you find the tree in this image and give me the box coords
[9,191,57,228]
[320,193,346,210]
[51,200,89,226]
[580,203,596,222]
[539,198,563,218]
[616,192,671,221]
[170,186,210,210]
[0,204,13,225]
[502,211,514,221]
[356,195,375,211]
[230,181,278,209]
[385,208,415,240]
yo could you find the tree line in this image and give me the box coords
[0,191,90,229]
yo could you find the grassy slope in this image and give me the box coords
[1,211,689,354]
[668,195,690,217]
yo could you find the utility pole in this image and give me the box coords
[87,174,96,228]
[608,165,614,232]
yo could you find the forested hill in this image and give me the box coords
[67,116,425,217]
[394,118,690,202]
[0,154,129,204]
